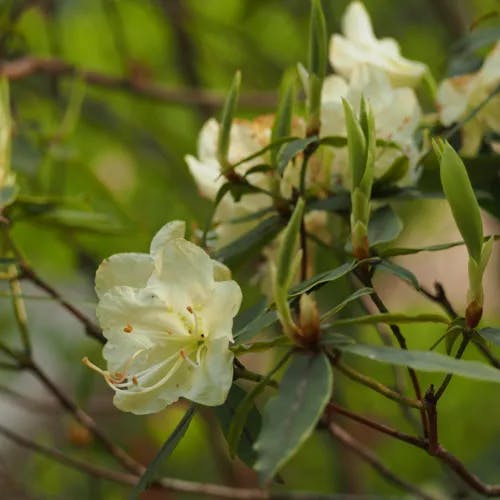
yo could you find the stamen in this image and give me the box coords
[82,357,108,378]
[180,349,198,368]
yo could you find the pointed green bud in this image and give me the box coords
[218,71,241,171]
[0,78,12,188]
[435,139,483,263]
[342,99,366,188]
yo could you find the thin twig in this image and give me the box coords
[328,423,435,500]
[435,337,469,400]
[19,263,105,344]
[420,282,458,319]
[332,357,422,410]
[327,402,426,449]
[0,56,277,109]
[27,360,142,475]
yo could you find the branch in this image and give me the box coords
[19,262,105,344]
[0,56,277,109]
[420,282,458,319]
[27,360,142,475]
[328,423,435,500]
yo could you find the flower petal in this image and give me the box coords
[95,253,154,299]
[150,220,186,257]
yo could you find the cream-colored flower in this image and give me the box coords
[321,64,422,186]
[437,41,500,156]
[185,117,275,247]
[329,1,426,87]
[84,221,242,415]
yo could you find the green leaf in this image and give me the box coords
[307,191,351,213]
[227,206,276,224]
[340,343,500,384]
[271,73,296,167]
[276,198,304,289]
[215,385,262,467]
[342,99,366,188]
[234,309,278,342]
[228,351,292,459]
[215,215,284,267]
[437,140,483,262]
[376,260,420,290]
[230,136,298,169]
[368,205,403,247]
[289,260,358,297]
[130,405,196,499]
[218,71,241,169]
[478,327,500,347]
[375,155,409,186]
[307,0,327,79]
[319,332,356,346]
[0,184,18,209]
[321,287,373,322]
[254,351,333,484]
[277,137,317,175]
[328,312,449,328]
[35,209,124,234]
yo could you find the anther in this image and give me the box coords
[123,324,133,333]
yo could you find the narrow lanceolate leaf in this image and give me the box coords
[328,312,449,328]
[130,405,196,499]
[276,198,305,289]
[320,287,373,322]
[289,261,358,297]
[436,140,483,262]
[271,73,296,168]
[218,71,241,170]
[227,351,292,459]
[478,327,500,347]
[234,309,278,342]
[277,137,317,175]
[308,0,327,79]
[215,385,262,467]
[368,205,403,247]
[340,344,500,384]
[376,260,420,290]
[254,351,333,484]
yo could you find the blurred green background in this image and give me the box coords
[0,0,499,498]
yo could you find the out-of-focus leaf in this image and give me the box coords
[375,155,409,186]
[271,73,295,167]
[215,215,284,267]
[234,309,278,342]
[254,351,333,484]
[327,312,449,328]
[340,343,500,383]
[0,184,18,209]
[34,209,124,234]
[376,260,420,290]
[227,350,292,460]
[218,71,241,169]
[215,385,261,467]
[289,260,358,297]
[277,137,317,175]
[478,327,500,347]
[368,205,403,247]
[320,287,373,322]
[130,405,196,499]
[307,192,350,213]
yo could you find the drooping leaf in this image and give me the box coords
[277,137,317,175]
[227,351,292,460]
[376,260,420,290]
[340,343,500,384]
[254,351,333,484]
[130,405,196,499]
[215,215,285,267]
[234,309,278,342]
[218,71,241,170]
[368,205,403,247]
[478,327,500,347]
[289,260,358,297]
[215,385,262,467]
[320,287,373,322]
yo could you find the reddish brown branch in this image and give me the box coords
[328,423,435,500]
[19,263,105,344]
[0,56,277,109]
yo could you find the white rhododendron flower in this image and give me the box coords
[329,1,427,87]
[437,41,500,156]
[321,64,422,186]
[185,117,274,247]
[84,221,242,415]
